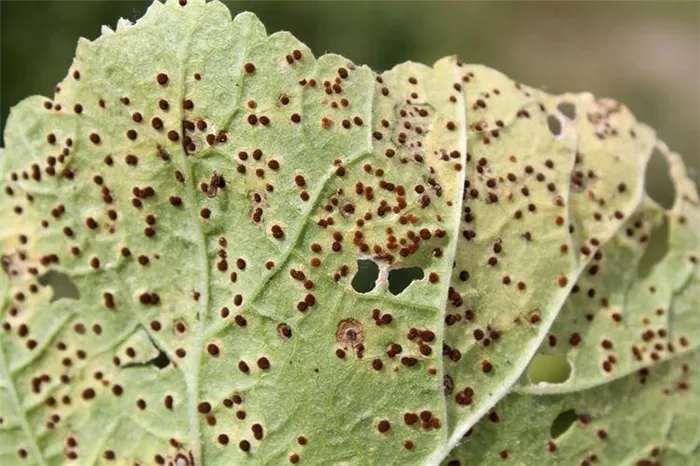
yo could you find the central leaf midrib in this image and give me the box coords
[174,18,208,466]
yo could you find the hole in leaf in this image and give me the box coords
[351,259,379,294]
[645,148,676,210]
[550,409,578,438]
[388,267,424,295]
[556,101,576,120]
[547,114,562,137]
[123,349,171,370]
[150,350,171,369]
[38,270,79,302]
[526,353,572,384]
[637,214,669,279]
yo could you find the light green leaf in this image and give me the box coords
[436,75,658,457]
[519,142,700,394]
[1,1,468,464]
[443,130,700,465]
[442,349,700,466]
[2,2,698,466]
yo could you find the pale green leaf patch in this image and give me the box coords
[519,142,700,394]
[435,80,660,460]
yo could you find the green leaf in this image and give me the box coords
[2,1,698,465]
[442,121,700,465]
[442,349,700,466]
[436,76,659,457]
[518,141,700,394]
[0,1,468,464]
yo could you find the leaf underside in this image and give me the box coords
[442,350,700,466]
[1,1,698,466]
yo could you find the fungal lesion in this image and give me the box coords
[172,451,195,466]
[1,252,25,279]
[249,191,267,225]
[335,319,365,358]
[391,103,433,158]
[336,319,364,345]
[422,174,444,199]
[206,171,226,199]
[587,98,622,127]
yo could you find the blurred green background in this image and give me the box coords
[2,1,698,202]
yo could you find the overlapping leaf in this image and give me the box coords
[443,102,700,466]
[1,2,698,466]
[519,146,700,393]
[442,349,700,466]
[435,73,659,459]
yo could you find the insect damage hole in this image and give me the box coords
[547,114,563,137]
[550,409,578,439]
[645,147,676,210]
[526,353,572,384]
[351,259,380,294]
[150,350,171,369]
[387,267,424,295]
[122,344,171,370]
[637,214,669,279]
[556,101,576,120]
[38,270,80,302]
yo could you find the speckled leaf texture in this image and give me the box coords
[442,350,700,466]
[436,73,661,458]
[518,144,700,395]
[0,1,468,464]
[442,142,700,466]
[1,1,699,466]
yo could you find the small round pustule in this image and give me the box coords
[336,319,364,346]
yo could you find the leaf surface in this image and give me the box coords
[442,349,700,466]
[518,141,700,394]
[1,2,698,466]
[436,73,659,458]
[442,126,700,466]
[0,1,468,464]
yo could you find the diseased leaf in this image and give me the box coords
[443,135,700,466]
[442,349,700,466]
[1,2,698,466]
[519,142,700,394]
[0,1,468,464]
[435,74,658,457]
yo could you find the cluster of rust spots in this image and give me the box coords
[4,9,698,466]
